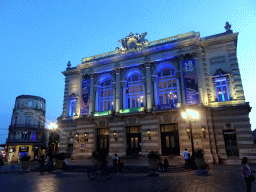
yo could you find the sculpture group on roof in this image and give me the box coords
[118,32,148,50]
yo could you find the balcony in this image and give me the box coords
[119,107,145,114]
[154,104,178,111]
[9,124,45,129]
[6,138,44,143]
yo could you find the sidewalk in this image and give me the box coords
[0,161,39,174]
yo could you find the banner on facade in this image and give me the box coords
[182,59,200,105]
[80,79,90,116]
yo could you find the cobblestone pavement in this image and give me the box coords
[1,164,256,192]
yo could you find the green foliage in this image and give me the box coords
[147,151,160,160]
[193,148,204,159]
[20,155,30,161]
[54,153,66,160]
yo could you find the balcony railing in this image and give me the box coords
[154,104,178,111]
[6,138,44,143]
[9,124,45,129]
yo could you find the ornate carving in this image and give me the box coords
[151,75,157,83]
[118,32,148,50]
[225,22,232,32]
[126,117,137,125]
[121,81,126,87]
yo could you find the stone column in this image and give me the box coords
[178,56,186,105]
[142,78,147,107]
[94,85,99,112]
[89,74,95,115]
[176,72,182,104]
[112,82,116,111]
[121,81,126,109]
[151,75,157,106]
[145,62,153,111]
[75,74,82,116]
[115,68,121,113]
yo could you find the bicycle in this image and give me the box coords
[87,165,113,180]
[40,161,55,175]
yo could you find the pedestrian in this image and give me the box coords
[158,160,163,171]
[183,148,190,169]
[119,157,125,171]
[0,156,4,173]
[241,157,254,192]
[163,158,169,170]
[113,154,119,173]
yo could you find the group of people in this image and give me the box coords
[113,154,125,173]
[158,158,169,171]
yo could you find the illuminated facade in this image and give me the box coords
[58,23,256,164]
[6,95,46,162]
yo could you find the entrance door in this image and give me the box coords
[161,124,180,156]
[126,126,141,156]
[223,130,239,157]
[97,128,109,155]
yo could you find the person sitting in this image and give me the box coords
[163,158,169,170]
[158,160,163,171]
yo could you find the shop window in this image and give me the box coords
[215,77,230,102]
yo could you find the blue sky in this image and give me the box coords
[0,0,255,144]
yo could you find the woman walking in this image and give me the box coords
[241,157,253,192]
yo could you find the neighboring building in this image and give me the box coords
[58,22,256,164]
[252,129,256,144]
[6,95,46,162]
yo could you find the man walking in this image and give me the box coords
[183,148,190,169]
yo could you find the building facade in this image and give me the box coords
[6,95,46,162]
[58,23,256,164]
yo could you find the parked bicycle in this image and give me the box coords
[40,161,55,175]
[87,165,113,180]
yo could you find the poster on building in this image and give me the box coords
[182,59,200,105]
[80,79,90,115]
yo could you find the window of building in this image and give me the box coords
[38,118,41,127]
[126,73,144,108]
[157,67,178,107]
[14,117,18,126]
[41,102,43,109]
[25,116,31,127]
[99,78,113,111]
[22,131,30,140]
[12,132,16,139]
[28,100,32,107]
[215,77,230,102]
[69,98,76,117]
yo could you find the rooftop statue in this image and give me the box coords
[118,32,148,50]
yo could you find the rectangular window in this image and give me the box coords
[25,116,31,127]
[69,98,76,117]
[215,78,230,102]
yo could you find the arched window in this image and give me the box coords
[126,73,144,108]
[157,67,178,107]
[99,78,113,111]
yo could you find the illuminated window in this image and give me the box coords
[99,78,113,111]
[126,73,144,108]
[157,67,178,107]
[69,98,76,117]
[215,77,230,102]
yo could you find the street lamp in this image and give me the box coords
[47,122,58,160]
[181,109,199,156]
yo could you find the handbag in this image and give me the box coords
[249,174,255,182]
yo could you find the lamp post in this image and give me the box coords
[181,109,199,157]
[48,122,58,160]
